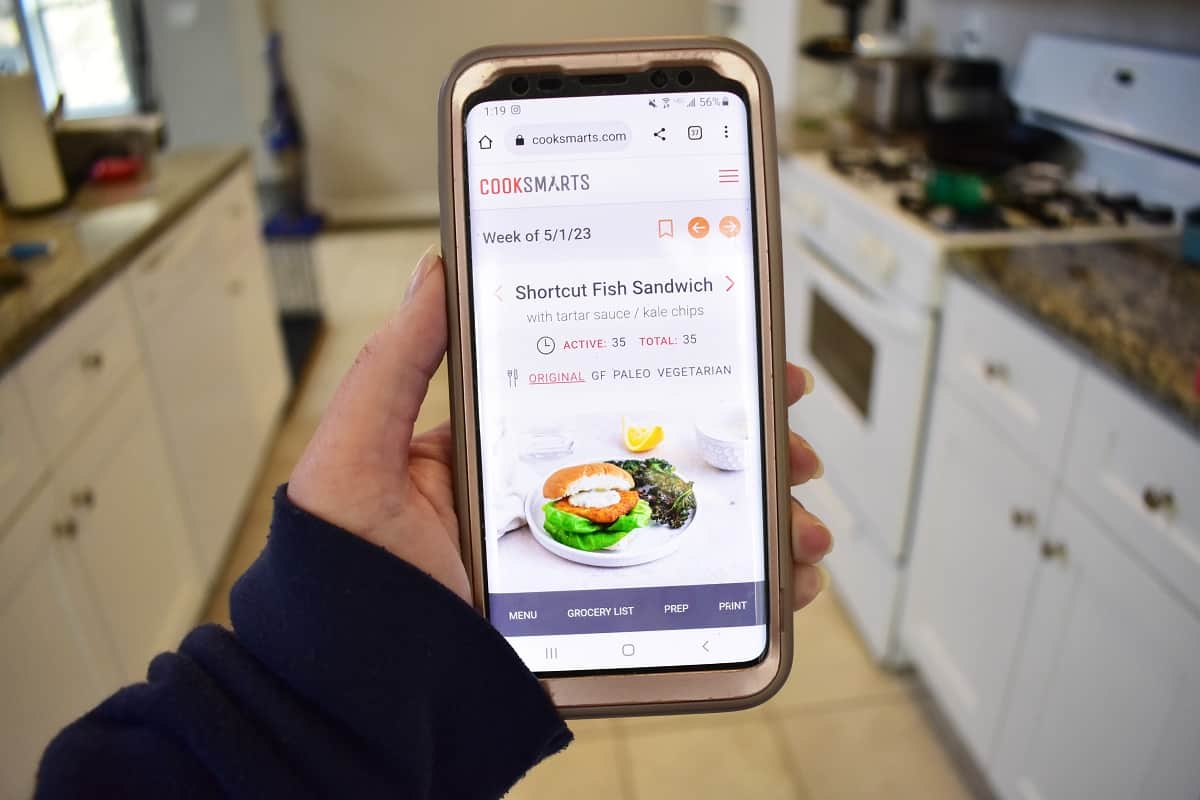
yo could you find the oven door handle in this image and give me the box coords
[800,243,928,338]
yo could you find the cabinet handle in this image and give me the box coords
[982,361,1009,381]
[1040,540,1068,563]
[1010,508,1037,529]
[70,487,96,509]
[1142,487,1174,512]
[52,518,78,539]
[227,279,245,296]
[80,351,105,371]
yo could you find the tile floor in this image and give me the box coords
[203,230,989,799]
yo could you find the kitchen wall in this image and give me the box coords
[907,0,1200,75]
[270,0,710,221]
[141,0,275,178]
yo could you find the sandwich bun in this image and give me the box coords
[543,462,634,500]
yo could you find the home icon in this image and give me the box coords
[478,135,493,150]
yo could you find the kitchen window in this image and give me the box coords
[5,0,135,117]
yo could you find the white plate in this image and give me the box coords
[524,469,697,567]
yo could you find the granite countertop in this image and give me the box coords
[951,240,1200,434]
[0,147,249,373]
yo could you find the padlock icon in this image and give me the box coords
[515,134,525,146]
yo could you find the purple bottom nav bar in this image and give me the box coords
[489,581,766,637]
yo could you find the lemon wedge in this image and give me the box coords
[622,418,664,453]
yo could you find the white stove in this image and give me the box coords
[782,34,1200,664]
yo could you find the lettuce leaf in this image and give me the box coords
[541,500,651,551]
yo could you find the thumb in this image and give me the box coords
[337,246,447,433]
[295,247,447,481]
[285,247,450,546]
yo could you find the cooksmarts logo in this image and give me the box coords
[479,173,591,195]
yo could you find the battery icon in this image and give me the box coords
[721,98,729,106]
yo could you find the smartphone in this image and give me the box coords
[438,38,790,716]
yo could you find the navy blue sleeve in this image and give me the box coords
[36,486,572,799]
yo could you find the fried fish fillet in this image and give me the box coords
[553,490,640,525]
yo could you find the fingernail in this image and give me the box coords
[405,244,440,303]
[817,565,831,594]
[801,367,816,396]
[821,525,835,557]
[810,450,824,480]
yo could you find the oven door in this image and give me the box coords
[784,240,934,558]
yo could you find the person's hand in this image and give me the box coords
[287,249,832,610]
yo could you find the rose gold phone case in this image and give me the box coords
[437,37,791,717]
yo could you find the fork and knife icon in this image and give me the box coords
[506,369,519,387]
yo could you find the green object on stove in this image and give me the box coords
[925,169,993,212]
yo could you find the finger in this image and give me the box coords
[788,431,823,484]
[785,363,815,406]
[793,563,827,611]
[791,499,833,565]
[410,419,454,465]
[320,248,447,444]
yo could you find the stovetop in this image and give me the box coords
[826,146,1178,236]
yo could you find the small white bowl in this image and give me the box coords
[695,405,749,471]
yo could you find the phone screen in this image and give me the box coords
[462,71,767,675]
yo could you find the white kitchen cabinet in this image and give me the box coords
[939,279,1083,475]
[1062,366,1200,613]
[49,373,202,682]
[0,374,46,526]
[907,274,1200,799]
[992,496,1200,799]
[221,218,289,440]
[904,385,1053,768]
[128,166,287,578]
[0,485,120,800]
[136,244,260,577]
[15,281,142,461]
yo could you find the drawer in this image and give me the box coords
[939,276,1083,474]
[15,282,140,460]
[0,374,47,526]
[124,207,207,324]
[1063,365,1200,612]
[201,166,260,261]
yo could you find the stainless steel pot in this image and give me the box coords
[851,56,932,133]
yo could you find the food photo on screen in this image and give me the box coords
[482,404,765,592]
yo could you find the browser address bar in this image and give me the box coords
[501,122,632,155]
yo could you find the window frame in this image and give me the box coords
[14,0,139,118]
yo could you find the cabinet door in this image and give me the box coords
[138,246,260,577]
[992,497,1200,800]
[223,237,289,440]
[903,387,1050,767]
[1062,366,1200,611]
[52,373,202,682]
[0,487,119,800]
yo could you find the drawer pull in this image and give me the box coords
[70,487,96,509]
[1142,487,1175,512]
[1010,508,1037,529]
[80,351,105,371]
[52,517,78,539]
[982,361,1009,381]
[1040,540,1068,563]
